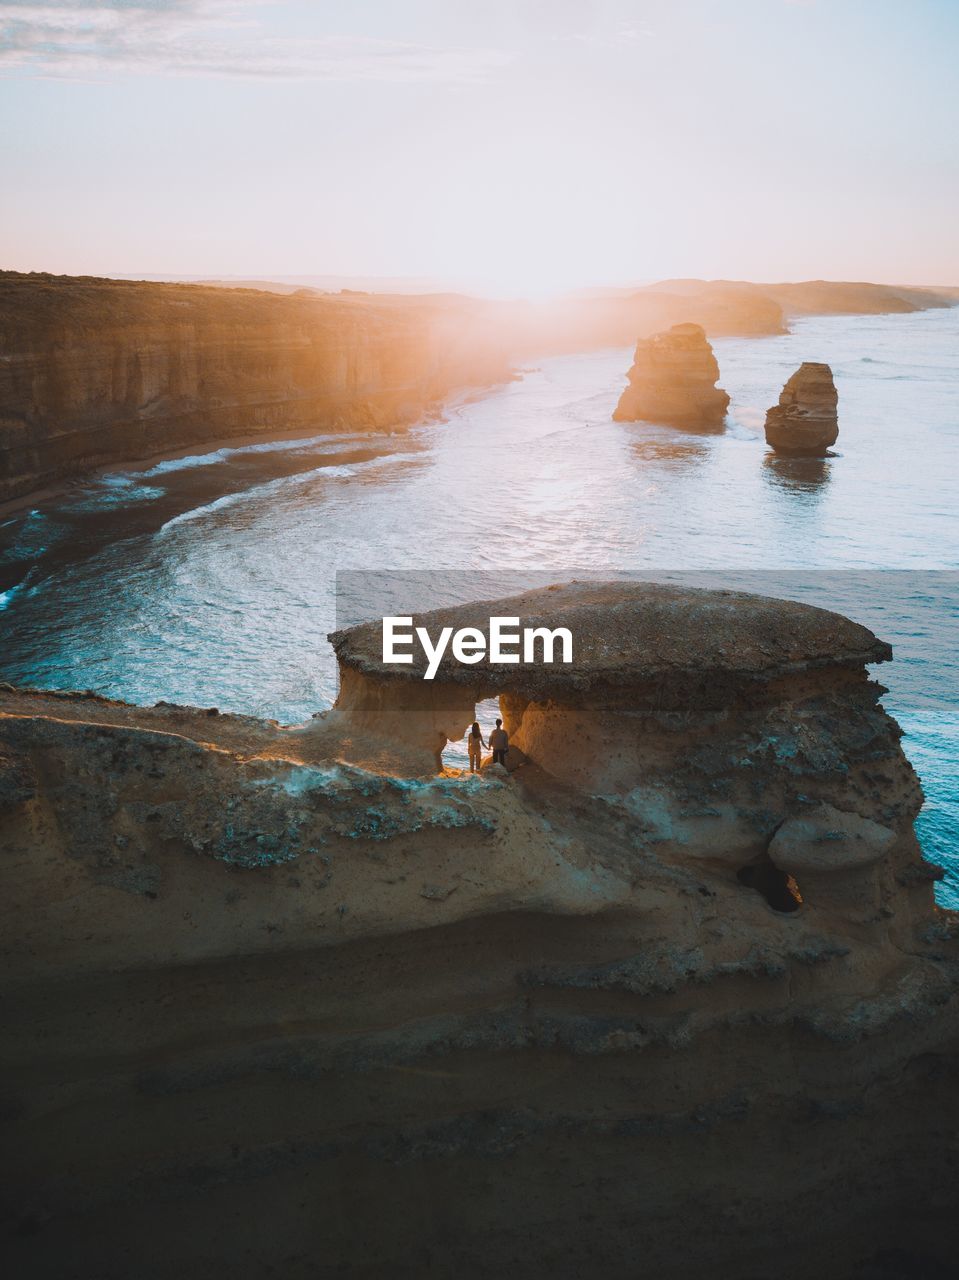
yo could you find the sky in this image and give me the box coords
[1,0,957,296]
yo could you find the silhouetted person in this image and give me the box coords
[489,718,509,767]
[465,721,487,773]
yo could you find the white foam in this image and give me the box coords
[155,454,412,533]
[0,582,24,611]
[137,433,366,478]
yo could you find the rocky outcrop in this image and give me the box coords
[0,273,512,505]
[651,277,959,318]
[1,583,958,1278]
[612,323,730,428]
[6,271,947,505]
[0,274,786,507]
[506,285,787,355]
[765,361,839,455]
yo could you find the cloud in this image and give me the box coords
[0,1,512,83]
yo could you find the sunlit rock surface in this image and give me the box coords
[4,273,956,506]
[1,582,957,1278]
[0,273,512,505]
[0,273,788,506]
[764,361,840,455]
[612,322,730,428]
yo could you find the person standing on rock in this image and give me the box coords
[489,719,509,768]
[465,721,487,773]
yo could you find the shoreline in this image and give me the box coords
[0,375,520,523]
[0,423,414,522]
[2,301,953,526]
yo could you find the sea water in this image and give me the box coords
[1,309,956,902]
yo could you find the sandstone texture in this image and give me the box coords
[765,361,840,455]
[4,273,954,505]
[612,323,730,428]
[1,583,958,1278]
[0,273,512,505]
[0,274,793,506]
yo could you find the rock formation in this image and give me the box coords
[0,273,513,506]
[764,361,839,455]
[5,272,952,504]
[652,278,959,319]
[1,582,958,1278]
[612,323,730,428]
[4,271,957,507]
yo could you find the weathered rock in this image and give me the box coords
[769,803,896,874]
[0,582,956,1279]
[482,761,510,780]
[325,581,924,926]
[331,579,891,686]
[612,322,730,428]
[0,272,513,506]
[768,803,899,921]
[323,580,893,778]
[764,361,839,455]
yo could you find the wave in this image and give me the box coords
[156,453,417,534]
[137,432,371,478]
[726,410,764,436]
[63,481,167,513]
[0,564,39,611]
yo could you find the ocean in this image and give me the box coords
[1,308,957,903]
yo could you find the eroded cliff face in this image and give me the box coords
[3,273,956,507]
[612,322,730,428]
[765,361,840,455]
[0,273,512,504]
[1,583,958,1279]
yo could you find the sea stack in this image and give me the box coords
[612,322,730,428]
[764,361,839,455]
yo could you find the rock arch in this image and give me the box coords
[305,579,932,933]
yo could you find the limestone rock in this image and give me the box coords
[0,272,514,506]
[326,582,923,932]
[329,579,891,696]
[483,761,510,780]
[0,581,955,1279]
[612,323,730,428]
[764,361,839,455]
[769,803,896,873]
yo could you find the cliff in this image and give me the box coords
[504,283,787,354]
[2,271,955,506]
[611,322,730,427]
[765,361,840,455]
[0,272,512,505]
[1,582,957,1278]
[646,277,959,317]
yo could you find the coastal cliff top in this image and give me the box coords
[329,581,891,690]
[0,270,472,338]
